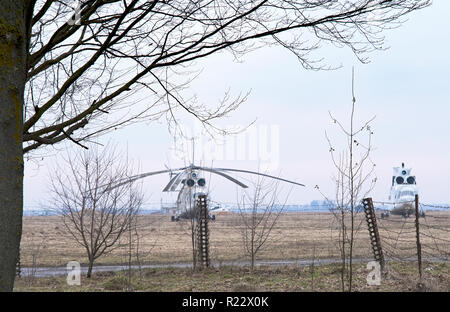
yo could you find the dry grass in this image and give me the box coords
[20,211,450,268]
[13,261,450,292]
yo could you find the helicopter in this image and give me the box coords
[381,162,424,219]
[107,163,305,221]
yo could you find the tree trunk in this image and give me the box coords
[251,252,255,271]
[340,210,346,292]
[251,222,255,270]
[0,1,27,292]
[87,259,94,278]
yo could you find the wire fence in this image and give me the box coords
[368,199,449,271]
[196,198,450,271]
[17,197,449,277]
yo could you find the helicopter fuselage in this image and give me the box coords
[383,163,420,218]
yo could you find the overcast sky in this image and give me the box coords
[24,2,450,209]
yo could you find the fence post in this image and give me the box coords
[363,198,385,272]
[414,194,423,285]
[195,194,210,269]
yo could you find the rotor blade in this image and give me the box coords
[162,169,188,192]
[104,167,188,191]
[162,172,182,192]
[198,167,305,187]
[193,167,248,188]
[135,167,188,180]
[170,170,188,192]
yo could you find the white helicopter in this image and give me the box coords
[109,162,305,221]
[381,162,424,218]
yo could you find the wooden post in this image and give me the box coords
[414,194,423,285]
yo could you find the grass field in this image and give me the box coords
[19,211,450,268]
[16,211,449,292]
[14,262,450,292]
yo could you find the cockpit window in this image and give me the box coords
[399,190,415,198]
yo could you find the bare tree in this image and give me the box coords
[320,68,376,291]
[49,144,143,278]
[0,0,430,291]
[237,177,289,270]
[124,210,161,286]
[23,234,48,286]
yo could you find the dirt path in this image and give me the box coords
[21,256,450,278]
